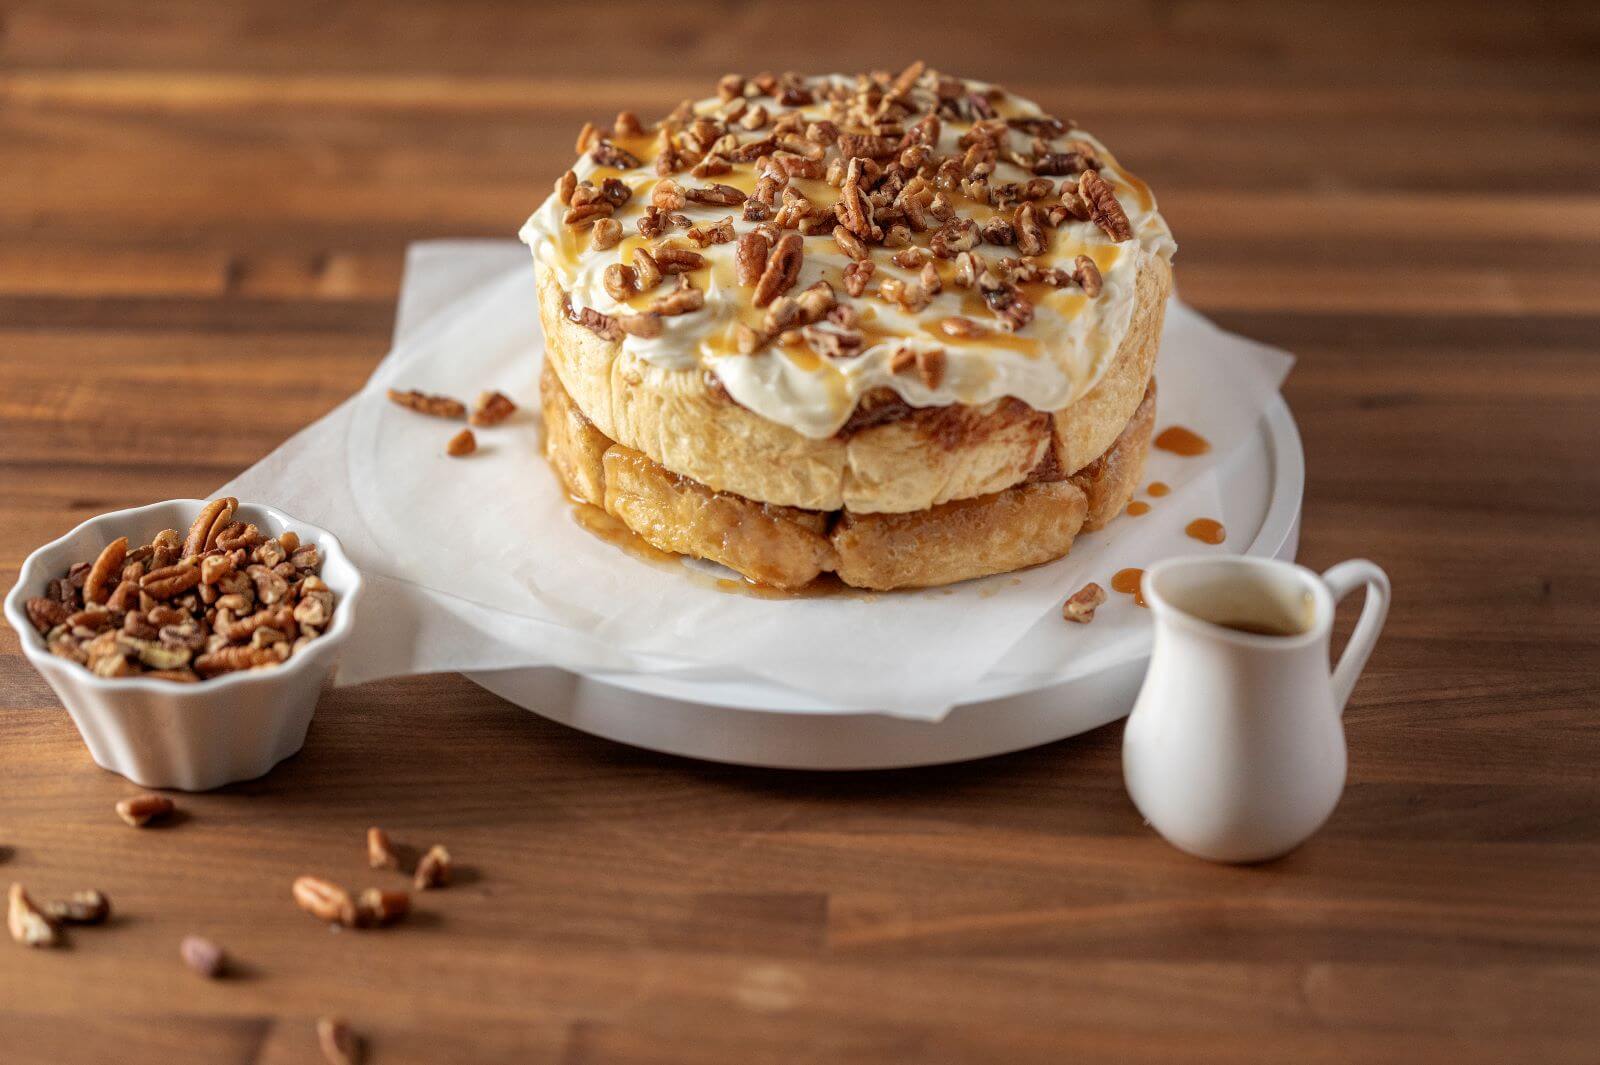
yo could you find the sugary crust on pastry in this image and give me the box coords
[541,364,1155,590]
[535,253,1168,514]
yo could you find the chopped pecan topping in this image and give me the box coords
[832,224,868,261]
[838,133,900,159]
[652,179,686,211]
[686,183,747,206]
[1014,204,1047,256]
[842,259,875,297]
[653,279,707,317]
[1077,169,1133,241]
[613,110,644,137]
[735,231,769,286]
[753,233,803,307]
[1074,254,1103,297]
[590,139,641,169]
[889,346,947,390]
[556,169,577,205]
[602,263,638,303]
[572,304,624,342]
[653,247,706,274]
[618,312,663,338]
[801,324,864,359]
[686,216,736,247]
[590,217,623,250]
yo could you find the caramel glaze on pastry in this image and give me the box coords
[522,65,1175,590]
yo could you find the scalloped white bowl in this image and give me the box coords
[4,499,363,791]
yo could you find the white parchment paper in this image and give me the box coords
[222,241,1292,720]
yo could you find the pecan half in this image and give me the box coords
[1074,254,1103,297]
[183,497,236,558]
[685,183,747,206]
[752,233,803,307]
[1078,169,1133,242]
[140,563,200,601]
[83,537,128,606]
[734,231,769,286]
[653,248,706,274]
[293,876,357,927]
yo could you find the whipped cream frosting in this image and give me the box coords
[521,74,1175,439]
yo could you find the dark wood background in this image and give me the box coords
[3,2,1598,1062]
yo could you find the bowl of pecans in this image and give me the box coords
[3,497,363,791]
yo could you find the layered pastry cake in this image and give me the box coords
[521,64,1175,590]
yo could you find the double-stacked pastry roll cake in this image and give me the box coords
[521,64,1176,590]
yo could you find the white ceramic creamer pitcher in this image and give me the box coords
[1122,556,1390,863]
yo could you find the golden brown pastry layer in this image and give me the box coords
[540,361,1153,590]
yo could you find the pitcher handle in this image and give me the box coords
[1321,559,1391,714]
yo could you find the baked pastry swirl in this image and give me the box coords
[522,65,1175,590]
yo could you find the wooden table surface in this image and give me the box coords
[3,2,1598,1062]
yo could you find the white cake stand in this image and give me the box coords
[467,398,1300,769]
[393,242,1304,770]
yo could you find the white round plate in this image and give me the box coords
[467,398,1301,769]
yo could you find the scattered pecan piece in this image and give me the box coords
[8,884,58,948]
[45,889,111,925]
[367,827,399,870]
[293,876,357,927]
[470,391,518,428]
[445,429,477,457]
[414,845,452,890]
[116,793,175,827]
[317,1016,362,1065]
[1063,583,1108,623]
[356,889,410,928]
[180,934,227,978]
[386,389,465,419]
